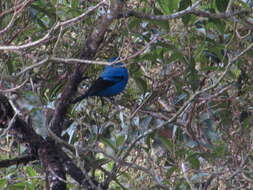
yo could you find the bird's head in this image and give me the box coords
[108,57,124,67]
[108,57,119,62]
[101,57,128,80]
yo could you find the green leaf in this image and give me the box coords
[8,182,26,190]
[179,0,192,25]
[145,133,153,149]
[128,18,142,30]
[231,67,242,79]
[30,1,57,28]
[166,166,177,177]
[44,81,64,101]
[215,0,229,12]
[51,0,57,6]
[0,179,7,188]
[187,153,200,169]
[150,20,170,31]
[240,0,253,8]
[26,166,37,177]
[158,135,174,152]
[71,0,79,9]
[212,144,226,158]
[179,0,192,10]
[134,76,148,92]
[157,0,179,14]
[209,18,226,33]
[100,137,117,152]
[187,59,200,91]
[116,135,125,147]
[95,158,109,167]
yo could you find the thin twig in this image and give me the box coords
[17,57,49,76]
[17,35,158,75]
[122,0,202,20]
[0,0,34,19]
[0,1,106,51]
[0,0,30,35]
[0,78,28,92]
[0,112,18,138]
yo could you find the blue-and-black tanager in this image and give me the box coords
[72,57,128,104]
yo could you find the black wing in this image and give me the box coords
[71,78,116,104]
[85,77,116,96]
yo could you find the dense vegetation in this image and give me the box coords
[0,0,253,189]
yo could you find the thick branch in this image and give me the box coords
[49,0,124,137]
[58,150,103,189]
[0,94,100,190]
[122,6,249,21]
[0,155,36,168]
[190,9,249,19]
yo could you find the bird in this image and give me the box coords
[71,57,128,104]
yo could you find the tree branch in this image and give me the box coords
[0,94,102,189]
[49,0,125,137]
[0,0,30,35]
[0,155,36,168]
[0,0,34,19]
[0,1,105,51]
[122,3,249,21]
[121,0,201,20]
[16,34,158,76]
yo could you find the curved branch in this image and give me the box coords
[0,1,105,51]
[17,34,158,76]
[190,9,249,19]
[0,79,28,92]
[49,0,125,137]
[0,94,102,189]
[122,1,249,21]
[0,0,34,19]
[0,0,30,35]
[121,0,201,20]
[0,155,36,168]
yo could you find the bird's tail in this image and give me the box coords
[71,94,88,104]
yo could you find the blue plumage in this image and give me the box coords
[72,57,128,104]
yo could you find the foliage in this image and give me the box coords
[0,0,253,189]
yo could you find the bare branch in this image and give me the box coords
[122,1,249,21]
[60,0,107,28]
[50,57,111,65]
[0,0,34,19]
[0,29,52,51]
[16,33,158,76]
[49,0,124,137]
[122,0,201,20]
[190,9,249,19]
[17,57,49,76]
[0,155,36,168]
[0,79,28,92]
[0,0,30,35]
